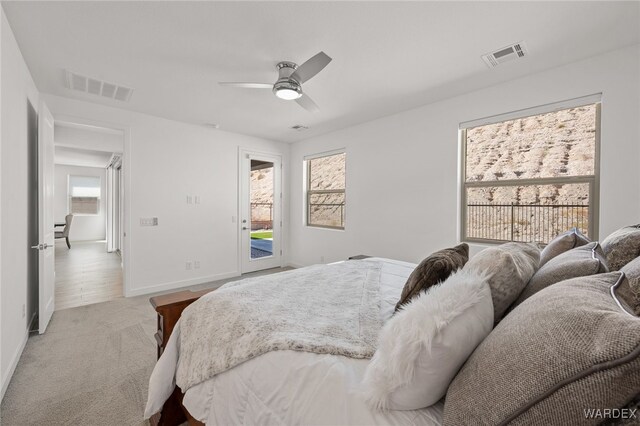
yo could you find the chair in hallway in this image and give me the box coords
[55,214,73,249]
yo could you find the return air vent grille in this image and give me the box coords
[481,42,528,68]
[65,70,133,102]
[291,125,308,131]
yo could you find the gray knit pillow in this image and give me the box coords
[443,272,640,426]
[512,241,607,309]
[463,242,539,323]
[619,256,640,315]
[602,224,640,271]
[395,243,469,311]
[539,227,590,267]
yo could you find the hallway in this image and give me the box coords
[55,240,123,310]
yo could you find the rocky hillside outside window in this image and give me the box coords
[305,151,346,229]
[461,98,600,244]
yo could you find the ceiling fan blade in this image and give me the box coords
[295,93,320,113]
[218,82,272,89]
[290,52,332,84]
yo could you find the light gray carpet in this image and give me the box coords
[1,267,292,426]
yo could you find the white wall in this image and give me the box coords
[0,7,3,401]
[54,164,107,241]
[0,8,39,398]
[42,93,291,297]
[289,44,640,267]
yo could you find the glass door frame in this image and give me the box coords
[238,148,283,274]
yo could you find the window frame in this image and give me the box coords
[304,150,346,230]
[68,174,102,217]
[459,98,601,245]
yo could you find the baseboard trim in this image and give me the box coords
[125,271,241,297]
[285,261,304,269]
[1,329,28,401]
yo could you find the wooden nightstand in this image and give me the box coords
[149,288,214,426]
[150,288,214,358]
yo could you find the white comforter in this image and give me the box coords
[145,258,444,425]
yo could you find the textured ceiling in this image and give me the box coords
[4,1,639,143]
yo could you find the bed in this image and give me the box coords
[145,258,444,425]
[145,234,640,425]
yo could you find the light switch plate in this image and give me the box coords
[140,217,158,226]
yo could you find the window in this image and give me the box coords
[461,98,599,244]
[305,151,346,229]
[68,175,101,215]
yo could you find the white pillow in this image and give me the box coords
[361,268,494,410]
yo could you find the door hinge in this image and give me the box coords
[280,250,283,255]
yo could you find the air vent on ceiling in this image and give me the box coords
[291,125,308,131]
[65,70,134,102]
[481,42,528,68]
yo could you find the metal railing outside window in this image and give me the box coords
[466,202,589,244]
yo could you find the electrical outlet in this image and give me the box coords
[185,261,192,270]
[194,260,200,269]
[194,195,201,205]
[22,304,26,318]
[320,256,325,263]
[186,195,192,204]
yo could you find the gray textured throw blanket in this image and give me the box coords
[175,261,383,391]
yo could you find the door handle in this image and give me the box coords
[242,227,248,230]
[31,243,52,250]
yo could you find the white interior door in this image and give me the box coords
[117,164,123,255]
[37,101,55,333]
[106,155,122,253]
[106,166,114,252]
[240,150,282,273]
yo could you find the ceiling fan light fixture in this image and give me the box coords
[219,52,331,111]
[273,80,302,100]
[275,87,301,100]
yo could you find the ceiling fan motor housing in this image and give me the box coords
[273,61,302,99]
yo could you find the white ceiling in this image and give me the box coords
[3,1,639,143]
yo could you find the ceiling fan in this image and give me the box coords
[218,51,332,113]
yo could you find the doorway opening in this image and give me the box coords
[53,122,125,310]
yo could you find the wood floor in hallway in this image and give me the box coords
[55,240,123,310]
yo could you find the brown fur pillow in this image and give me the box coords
[395,243,469,311]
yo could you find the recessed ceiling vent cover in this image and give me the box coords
[481,42,528,68]
[291,125,308,131]
[65,70,134,102]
